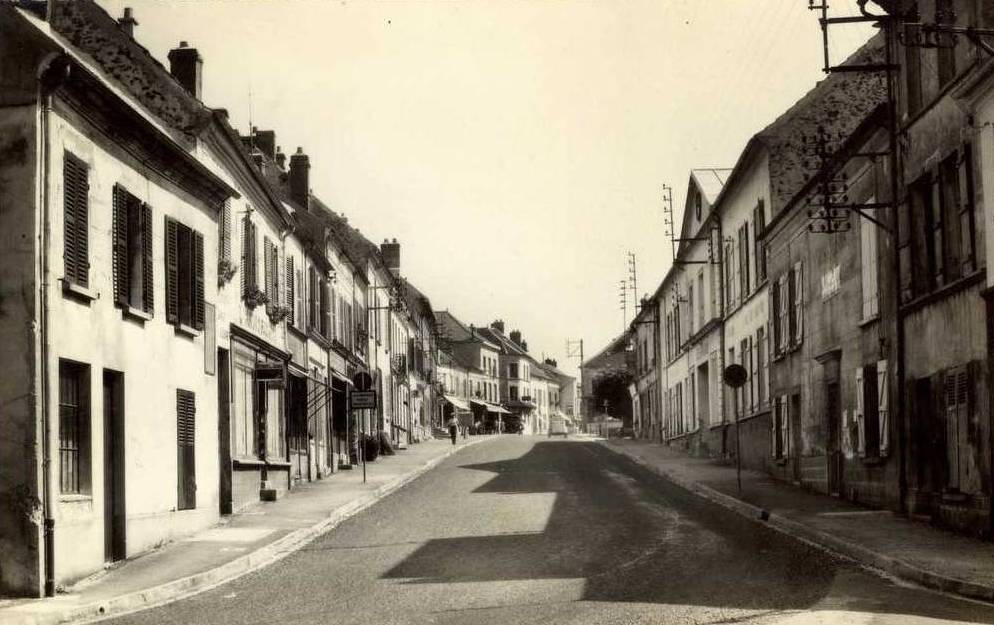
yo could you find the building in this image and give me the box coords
[0,2,241,595]
[660,169,730,454]
[401,280,440,442]
[579,333,633,432]
[436,312,506,432]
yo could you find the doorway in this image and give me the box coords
[288,374,309,484]
[217,348,232,515]
[102,370,125,563]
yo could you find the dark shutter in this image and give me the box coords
[240,214,249,298]
[193,230,205,330]
[898,195,913,302]
[141,203,154,314]
[165,217,179,324]
[931,180,945,286]
[263,237,274,312]
[321,279,331,337]
[63,153,89,287]
[176,389,197,511]
[112,185,129,305]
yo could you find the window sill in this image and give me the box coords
[59,494,93,503]
[287,324,307,340]
[858,314,880,328]
[122,306,152,323]
[175,323,200,338]
[62,280,98,303]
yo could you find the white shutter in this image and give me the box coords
[779,276,789,352]
[749,336,756,412]
[855,367,866,457]
[781,394,790,458]
[877,360,889,456]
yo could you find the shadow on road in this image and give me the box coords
[382,440,994,623]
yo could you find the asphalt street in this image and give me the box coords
[105,437,994,625]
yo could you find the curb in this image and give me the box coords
[598,440,994,604]
[2,436,493,625]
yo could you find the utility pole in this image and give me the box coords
[628,251,639,313]
[661,184,675,262]
[619,279,628,331]
[566,338,584,427]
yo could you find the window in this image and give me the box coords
[509,363,519,379]
[241,213,259,301]
[900,146,976,301]
[165,218,205,330]
[740,338,749,416]
[231,351,257,459]
[697,272,705,328]
[286,256,297,328]
[63,152,90,288]
[176,389,196,510]
[756,327,767,408]
[854,361,889,459]
[771,395,789,460]
[263,380,285,460]
[754,199,767,283]
[687,284,695,335]
[510,385,519,401]
[738,222,750,297]
[59,360,90,494]
[942,363,971,490]
[112,185,153,313]
[860,204,880,320]
[791,262,803,346]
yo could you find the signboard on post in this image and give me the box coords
[351,391,377,410]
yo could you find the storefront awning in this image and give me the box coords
[470,398,488,408]
[443,394,471,411]
[488,404,512,415]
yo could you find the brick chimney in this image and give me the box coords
[545,358,557,368]
[254,130,276,160]
[490,319,505,334]
[118,7,138,36]
[289,147,310,209]
[167,42,202,100]
[381,239,400,275]
[275,146,286,170]
[509,330,522,346]
[521,340,528,352]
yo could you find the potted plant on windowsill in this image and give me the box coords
[267,304,292,324]
[218,258,238,286]
[244,288,269,309]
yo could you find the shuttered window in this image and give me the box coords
[241,213,258,300]
[754,199,767,283]
[63,152,90,288]
[112,185,153,314]
[320,278,331,338]
[165,217,205,330]
[943,364,971,491]
[860,201,880,320]
[285,255,296,327]
[176,389,196,511]
[792,262,803,346]
[219,200,232,265]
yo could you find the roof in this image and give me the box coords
[582,332,631,370]
[691,168,732,205]
[716,32,887,216]
[435,311,499,350]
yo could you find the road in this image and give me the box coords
[106,437,994,625]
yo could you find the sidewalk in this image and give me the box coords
[0,436,491,625]
[601,438,994,603]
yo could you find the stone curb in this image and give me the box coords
[598,440,994,604]
[1,437,493,625]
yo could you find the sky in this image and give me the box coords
[95,0,874,380]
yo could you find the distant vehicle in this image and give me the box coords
[548,416,569,438]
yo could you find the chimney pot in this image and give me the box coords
[380,240,401,275]
[289,148,310,210]
[167,42,203,100]
[275,146,286,170]
[490,320,505,334]
[254,129,276,160]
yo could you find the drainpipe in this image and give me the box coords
[38,55,69,598]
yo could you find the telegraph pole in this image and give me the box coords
[619,279,628,330]
[627,251,638,313]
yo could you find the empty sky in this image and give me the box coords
[95,0,874,379]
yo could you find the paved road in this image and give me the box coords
[106,437,994,625]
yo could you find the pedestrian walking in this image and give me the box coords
[446,416,459,445]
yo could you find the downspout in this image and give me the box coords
[38,56,68,598]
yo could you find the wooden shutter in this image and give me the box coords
[771,397,779,457]
[749,335,756,412]
[141,203,154,314]
[321,279,331,337]
[285,256,295,326]
[793,261,803,345]
[781,395,790,458]
[270,243,280,309]
[165,217,179,324]
[959,144,976,274]
[240,214,249,298]
[779,276,789,353]
[296,267,305,330]
[176,389,196,511]
[931,179,945,286]
[944,370,961,490]
[263,237,274,311]
[755,200,766,282]
[220,200,231,263]
[193,230,205,330]
[877,359,889,456]
[112,185,129,305]
[63,153,89,287]
[855,367,866,457]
